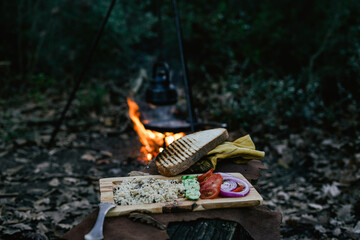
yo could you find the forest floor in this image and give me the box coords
[0,89,359,240]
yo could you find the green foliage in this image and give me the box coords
[196,68,359,132]
[75,81,108,115]
[0,0,157,97]
[27,73,55,100]
[1,0,359,129]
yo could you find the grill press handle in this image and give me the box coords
[84,203,116,240]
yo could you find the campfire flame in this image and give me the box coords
[127,98,185,163]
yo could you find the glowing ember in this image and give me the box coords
[127,98,185,163]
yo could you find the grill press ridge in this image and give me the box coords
[167,143,186,162]
[164,154,176,166]
[180,138,195,152]
[162,148,176,165]
[171,142,189,160]
[186,138,198,148]
[158,146,177,166]
[158,153,172,167]
[156,155,166,167]
[159,157,168,167]
[166,155,177,165]
[167,151,182,164]
[178,139,195,154]
[173,141,190,157]
[169,156,180,165]
[162,148,171,159]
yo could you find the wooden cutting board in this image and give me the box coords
[100,173,263,217]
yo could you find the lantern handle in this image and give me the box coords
[152,62,170,81]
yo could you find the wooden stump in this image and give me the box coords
[167,219,254,240]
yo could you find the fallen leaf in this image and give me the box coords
[315,225,326,233]
[0,151,9,158]
[5,166,24,176]
[354,221,360,233]
[48,178,60,187]
[100,150,113,158]
[278,158,289,168]
[308,203,323,211]
[14,158,29,163]
[15,210,31,220]
[49,148,59,155]
[31,212,47,221]
[45,211,67,225]
[22,232,48,240]
[104,118,112,126]
[36,222,49,237]
[81,153,96,162]
[290,134,304,148]
[34,198,51,211]
[129,212,166,230]
[274,143,287,155]
[40,135,51,143]
[27,188,48,196]
[337,204,354,222]
[277,191,290,201]
[60,199,91,212]
[63,162,73,175]
[58,223,73,230]
[14,138,27,146]
[333,227,341,236]
[322,183,341,197]
[96,159,110,165]
[63,177,78,185]
[300,214,318,224]
[3,227,21,235]
[12,223,33,231]
[321,138,342,149]
[34,162,51,174]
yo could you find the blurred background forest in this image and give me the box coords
[1,1,360,239]
[1,0,359,136]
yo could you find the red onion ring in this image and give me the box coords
[221,180,238,192]
[218,172,250,197]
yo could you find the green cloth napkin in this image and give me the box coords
[186,134,265,173]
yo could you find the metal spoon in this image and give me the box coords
[84,203,116,240]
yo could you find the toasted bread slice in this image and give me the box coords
[155,128,228,176]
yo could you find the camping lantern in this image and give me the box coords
[145,62,177,106]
